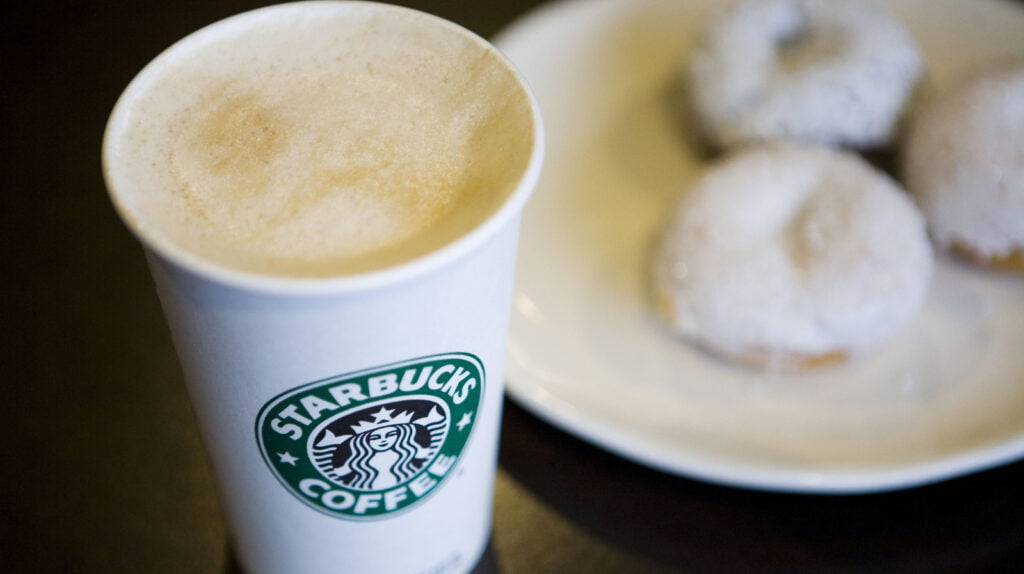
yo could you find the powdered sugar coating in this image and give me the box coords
[903,65,1024,261]
[688,0,922,150]
[653,144,933,362]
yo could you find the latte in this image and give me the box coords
[104,2,537,278]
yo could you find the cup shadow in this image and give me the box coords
[223,537,502,573]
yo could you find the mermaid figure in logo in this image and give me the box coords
[342,422,423,490]
[316,405,444,491]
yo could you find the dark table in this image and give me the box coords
[4,1,1024,572]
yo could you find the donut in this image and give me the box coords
[652,144,933,371]
[688,0,923,151]
[903,64,1024,271]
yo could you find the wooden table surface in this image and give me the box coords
[4,1,1024,572]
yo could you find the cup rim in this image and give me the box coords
[102,0,545,296]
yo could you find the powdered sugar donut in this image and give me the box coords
[653,144,933,371]
[688,0,922,150]
[903,65,1024,271]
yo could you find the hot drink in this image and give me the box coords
[105,3,536,277]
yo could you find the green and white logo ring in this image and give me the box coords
[255,352,484,520]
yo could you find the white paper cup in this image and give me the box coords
[102,3,543,573]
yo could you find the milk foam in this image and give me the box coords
[105,3,536,277]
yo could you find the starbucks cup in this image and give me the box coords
[102,3,543,573]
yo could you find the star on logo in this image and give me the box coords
[456,412,473,431]
[371,407,396,423]
[277,452,298,466]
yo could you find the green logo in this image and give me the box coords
[255,353,484,520]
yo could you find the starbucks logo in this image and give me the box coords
[255,353,484,520]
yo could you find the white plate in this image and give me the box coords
[497,0,1024,493]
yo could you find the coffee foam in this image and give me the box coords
[105,3,536,277]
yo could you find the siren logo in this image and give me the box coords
[255,353,484,520]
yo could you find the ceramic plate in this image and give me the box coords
[497,0,1024,493]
